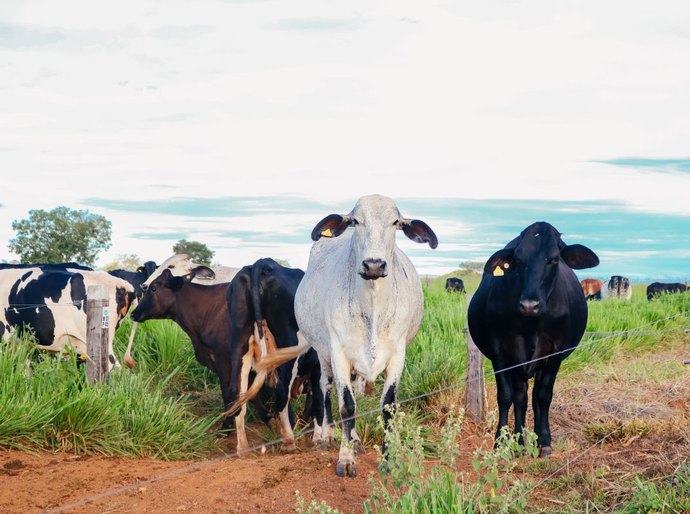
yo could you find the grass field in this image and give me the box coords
[1,271,689,512]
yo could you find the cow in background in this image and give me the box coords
[0,265,135,370]
[580,278,602,300]
[601,275,633,300]
[445,277,465,293]
[225,258,323,453]
[646,282,687,300]
[468,222,599,457]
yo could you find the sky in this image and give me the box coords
[1,0,690,281]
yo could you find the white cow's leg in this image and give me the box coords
[331,348,357,477]
[235,347,253,454]
[380,349,406,460]
[318,357,335,448]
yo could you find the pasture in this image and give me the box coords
[1,273,689,513]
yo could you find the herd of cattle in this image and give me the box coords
[1,194,688,476]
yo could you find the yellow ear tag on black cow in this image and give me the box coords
[493,266,504,277]
[321,228,333,237]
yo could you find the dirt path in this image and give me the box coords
[0,446,378,514]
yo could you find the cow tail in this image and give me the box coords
[250,261,268,360]
[226,343,310,415]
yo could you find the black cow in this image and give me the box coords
[646,282,687,300]
[107,261,158,298]
[468,222,599,457]
[0,265,134,370]
[445,277,465,293]
[225,258,323,453]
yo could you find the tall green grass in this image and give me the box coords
[1,273,688,463]
[0,333,218,459]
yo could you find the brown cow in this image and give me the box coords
[580,278,602,300]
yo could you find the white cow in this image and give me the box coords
[248,195,437,476]
[123,254,240,368]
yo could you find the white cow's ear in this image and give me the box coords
[400,219,438,249]
[311,214,352,241]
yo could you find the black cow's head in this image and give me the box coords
[483,222,599,316]
[131,268,198,322]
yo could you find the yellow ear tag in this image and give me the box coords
[493,266,504,277]
[321,228,333,237]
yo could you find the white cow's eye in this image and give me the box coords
[351,218,360,226]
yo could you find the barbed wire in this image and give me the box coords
[1,301,85,312]
[44,308,690,513]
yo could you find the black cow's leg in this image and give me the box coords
[512,373,528,446]
[494,369,514,446]
[532,366,560,457]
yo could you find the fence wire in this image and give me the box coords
[42,308,690,514]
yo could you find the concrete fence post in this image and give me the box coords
[86,285,110,384]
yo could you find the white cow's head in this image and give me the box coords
[142,254,216,289]
[310,194,438,280]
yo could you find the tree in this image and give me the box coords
[101,254,142,272]
[173,239,214,266]
[9,206,111,266]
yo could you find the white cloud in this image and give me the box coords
[1,0,690,275]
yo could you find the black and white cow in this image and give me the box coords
[225,258,323,453]
[107,261,158,298]
[646,282,687,300]
[445,277,465,293]
[601,275,633,300]
[468,222,599,457]
[0,264,135,370]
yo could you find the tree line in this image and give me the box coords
[6,206,215,270]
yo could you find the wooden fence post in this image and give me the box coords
[464,295,487,424]
[86,285,110,384]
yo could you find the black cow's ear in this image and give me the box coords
[401,219,438,249]
[169,276,185,291]
[484,249,515,277]
[561,244,599,270]
[311,214,352,241]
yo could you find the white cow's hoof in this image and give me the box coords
[336,459,357,478]
[281,441,297,452]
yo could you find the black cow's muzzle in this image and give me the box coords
[519,299,541,317]
[359,258,388,280]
